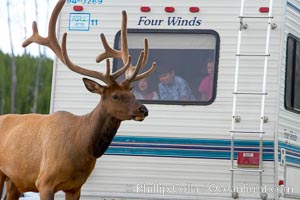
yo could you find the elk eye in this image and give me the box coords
[112,94,119,100]
[130,86,134,91]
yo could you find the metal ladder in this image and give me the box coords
[230,0,276,199]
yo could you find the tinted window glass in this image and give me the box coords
[114,30,220,105]
[285,35,300,113]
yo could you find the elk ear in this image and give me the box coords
[82,78,105,94]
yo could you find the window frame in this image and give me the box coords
[285,34,300,114]
[113,29,220,105]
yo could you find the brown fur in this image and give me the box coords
[0,79,149,200]
[0,1,156,199]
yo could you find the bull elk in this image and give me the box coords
[0,0,156,199]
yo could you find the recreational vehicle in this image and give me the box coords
[47,0,300,199]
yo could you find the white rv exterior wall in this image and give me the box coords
[50,0,291,199]
[277,0,300,199]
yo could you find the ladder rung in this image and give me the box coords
[230,168,264,172]
[233,92,267,95]
[239,16,273,19]
[230,130,265,134]
[236,53,270,57]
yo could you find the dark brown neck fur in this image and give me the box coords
[84,103,121,158]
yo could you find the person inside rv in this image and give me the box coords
[198,59,214,101]
[133,78,159,100]
[158,64,196,101]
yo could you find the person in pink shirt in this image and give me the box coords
[199,60,214,101]
[133,78,159,100]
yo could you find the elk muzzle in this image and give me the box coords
[132,104,148,121]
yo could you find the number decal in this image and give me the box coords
[67,0,102,4]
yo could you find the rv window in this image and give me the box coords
[113,30,220,105]
[285,35,300,113]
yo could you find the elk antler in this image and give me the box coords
[22,0,65,62]
[61,33,131,85]
[23,1,155,85]
[96,11,156,83]
[22,0,130,85]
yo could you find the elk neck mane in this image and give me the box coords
[77,102,121,158]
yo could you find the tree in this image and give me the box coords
[31,0,43,113]
[0,51,53,115]
[6,0,17,113]
[0,52,6,114]
[23,0,27,55]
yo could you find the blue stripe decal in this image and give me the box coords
[105,135,275,161]
[287,1,300,14]
[279,141,300,165]
[106,136,300,165]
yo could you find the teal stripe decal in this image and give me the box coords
[279,141,300,165]
[105,135,275,161]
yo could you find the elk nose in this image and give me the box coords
[139,105,148,117]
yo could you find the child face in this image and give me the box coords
[159,71,174,84]
[207,62,214,75]
[137,78,148,91]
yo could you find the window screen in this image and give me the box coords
[113,30,220,105]
[285,34,300,113]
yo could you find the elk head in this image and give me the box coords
[22,0,156,121]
